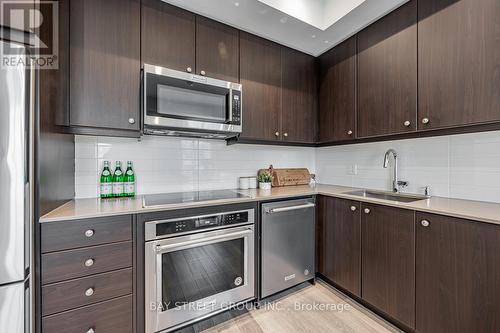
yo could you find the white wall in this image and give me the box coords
[74,135,316,198]
[316,131,500,203]
[75,131,500,204]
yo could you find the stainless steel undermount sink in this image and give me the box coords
[344,189,430,203]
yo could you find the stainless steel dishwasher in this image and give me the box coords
[261,198,315,298]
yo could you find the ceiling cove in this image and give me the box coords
[162,0,409,56]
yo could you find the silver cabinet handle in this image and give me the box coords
[364,208,371,214]
[267,203,316,214]
[156,228,253,252]
[85,288,94,297]
[128,118,135,124]
[275,131,280,137]
[186,67,192,73]
[87,328,95,333]
[422,118,430,124]
[200,70,206,76]
[283,133,288,137]
[350,206,357,212]
[421,220,430,227]
[404,120,411,127]
[347,130,353,135]
[85,229,94,238]
[85,258,94,267]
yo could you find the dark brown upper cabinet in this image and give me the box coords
[141,0,196,72]
[317,196,361,297]
[70,0,141,133]
[142,1,239,82]
[195,16,239,82]
[357,1,417,138]
[416,213,500,333]
[361,203,415,329]
[418,0,500,130]
[318,36,357,143]
[39,0,70,128]
[281,47,318,144]
[239,32,282,142]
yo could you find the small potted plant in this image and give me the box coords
[258,171,272,190]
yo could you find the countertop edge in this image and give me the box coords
[38,191,318,223]
[39,186,500,226]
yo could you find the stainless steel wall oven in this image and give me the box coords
[144,207,255,333]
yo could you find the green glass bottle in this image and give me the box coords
[112,161,125,197]
[124,161,136,197]
[100,161,113,199]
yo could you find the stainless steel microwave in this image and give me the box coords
[143,64,242,139]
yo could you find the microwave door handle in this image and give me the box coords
[228,90,233,123]
[155,228,252,252]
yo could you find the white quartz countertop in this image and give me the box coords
[40,184,500,226]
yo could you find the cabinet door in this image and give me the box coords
[317,196,361,296]
[357,1,417,138]
[70,0,140,131]
[318,36,357,142]
[141,0,195,72]
[362,204,415,328]
[418,0,500,129]
[239,32,281,141]
[416,213,500,333]
[281,47,318,144]
[195,16,239,82]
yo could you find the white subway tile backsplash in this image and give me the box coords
[74,135,315,198]
[316,130,500,203]
[75,131,500,203]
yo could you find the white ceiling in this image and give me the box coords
[162,0,408,56]
[257,0,366,31]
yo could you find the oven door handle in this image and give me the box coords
[155,228,253,253]
[265,203,315,214]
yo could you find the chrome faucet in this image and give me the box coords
[383,149,408,193]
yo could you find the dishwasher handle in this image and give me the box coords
[265,203,315,214]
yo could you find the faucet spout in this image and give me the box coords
[383,149,399,193]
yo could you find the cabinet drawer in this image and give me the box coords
[42,295,132,333]
[42,241,132,285]
[42,268,132,316]
[41,215,132,253]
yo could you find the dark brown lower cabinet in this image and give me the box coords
[42,295,133,333]
[361,203,415,329]
[317,196,361,296]
[416,213,500,333]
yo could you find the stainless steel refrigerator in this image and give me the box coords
[0,40,34,333]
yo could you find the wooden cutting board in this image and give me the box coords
[258,168,311,187]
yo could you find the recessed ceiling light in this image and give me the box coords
[234,2,239,7]
[280,17,288,24]
[311,35,316,39]
[324,40,330,44]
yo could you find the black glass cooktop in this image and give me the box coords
[143,190,249,207]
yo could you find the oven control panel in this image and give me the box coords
[156,211,250,237]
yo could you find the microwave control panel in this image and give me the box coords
[231,91,241,125]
